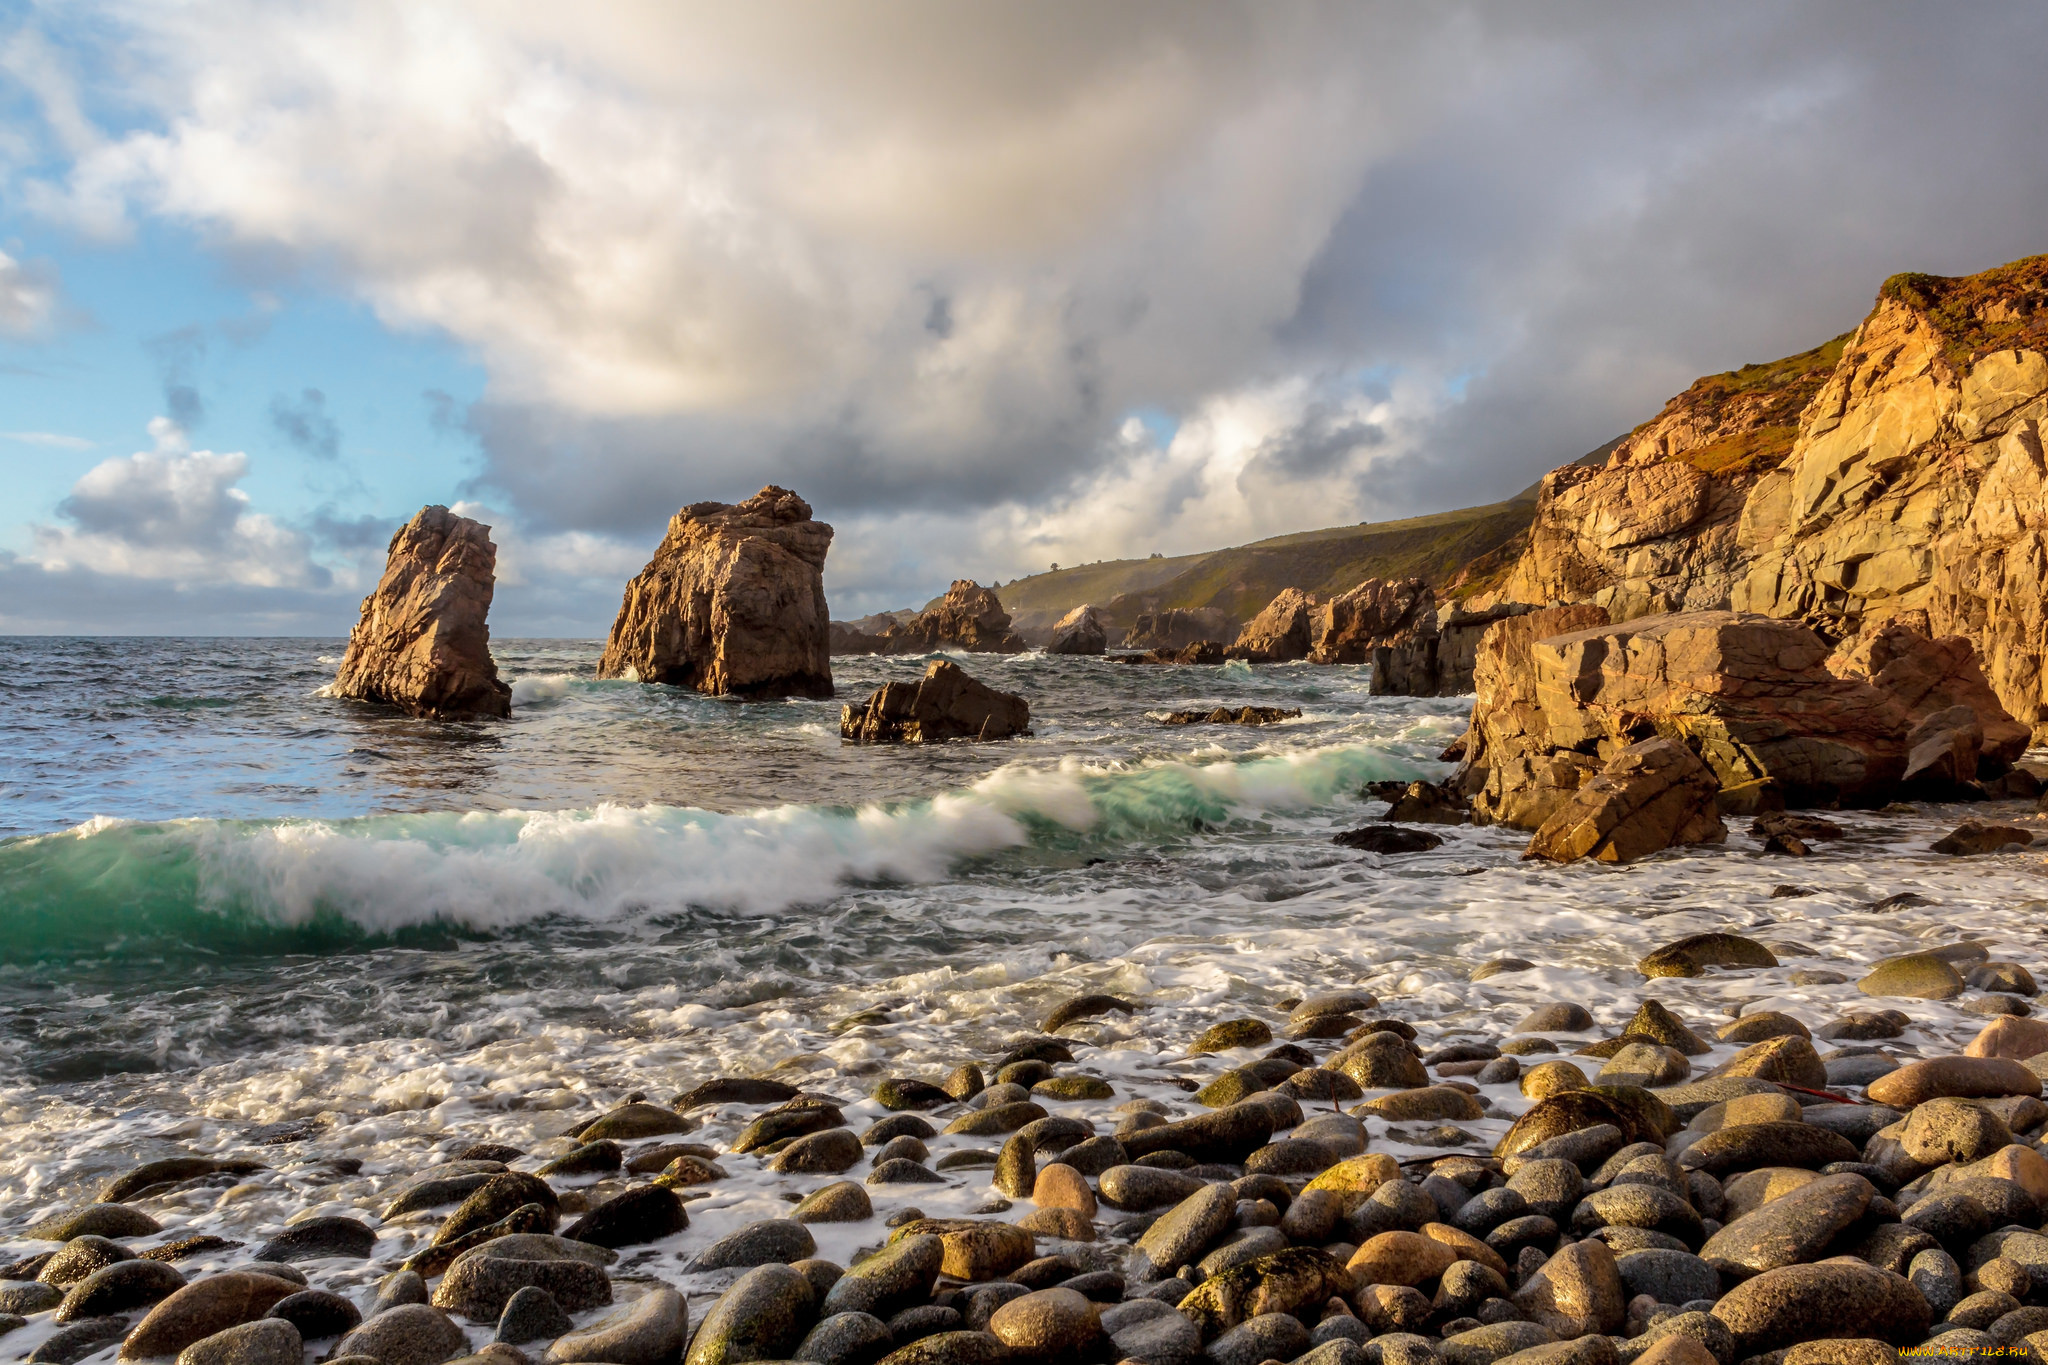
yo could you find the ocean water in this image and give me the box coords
[1,635,2043,1297]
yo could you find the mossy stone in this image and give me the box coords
[1190,1019,1273,1054]
[1858,953,1965,1000]
[1638,933,1779,979]
[1031,1076,1114,1101]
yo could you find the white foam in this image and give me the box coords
[510,673,578,705]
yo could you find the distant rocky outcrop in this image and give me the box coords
[331,506,510,719]
[1045,605,1108,656]
[1122,607,1236,652]
[1310,578,1433,664]
[877,581,1026,654]
[598,486,833,698]
[1502,253,2048,740]
[1159,706,1299,726]
[840,660,1031,743]
[1111,641,1227,666]
[1301,577,1532,696]
[1227,588,1319,662]
[1460,608,2026,830]
[829,612,911,656]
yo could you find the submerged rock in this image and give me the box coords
[331,505,511,719]
[1159,705,1300,726]
[598,485,834,698]
[840,660,1030,744]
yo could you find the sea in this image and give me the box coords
[1,636,2041,1298]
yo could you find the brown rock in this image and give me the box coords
[1120,607,1235,652]
[1358,1087,1485,1122]
[987,1287,1101,1355]
[1866,1057,2042,1107]
[1030,1164,1095,1218]
[840,660,1030,744]
[1708,1259,1931,1354]
[879,580,1026,655]
[330,506,510,718]
[1347,1231,1455,1287]
[1632,1336,1719,1365]
[1858,952,1966,1000]
[121,1273,300,1360]
[598,485,833,697]
[1639,933,1779,979]
[1310,578,1433,666]
[1227,588,1320,662]
[1708,1035,1828,1090]
[1513,1238,1626,1337]
[1526,737,1726,864]
[1931,821,2035,856]
[1717,1012,1811,1045]
[1966,1016,2048,1060]
[888,1220,1034,1281]
[1457,603,1614,828]
[1044,605,1107,656]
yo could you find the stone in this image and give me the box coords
[1707,1036,1828,1089]
[1361,1087,1487,1121]
[1028,1163,1095,1218]
[1932,822,2035,855]
[39,1237,134,1287]
[120,1273,302,1360]
[1043,994,1135,1032]
[1119,1101,1275,1164]
[1333,826,1445,855]
[1867,1057,2041,1107]
[1497,1090,1670,1160]
[1859,953,1966,1000]
[1717,1012,1811,1046]
[1570,1186,1703,1246]
[874,1078,954,1111]
[1518,1004,1596,1033]
[56,1260,187,1321]
[1045,604,1108,656]
[29,1206,162,1242]
[685,1219,817,1272]
[1966,1016,2048,1059]
[1781,1343,1896,1365]
[822,1236,944,1318]
[1639,934,1779,979]
[771,1128,866,1175]
[0,1284,64,1315]
[1677,1123,1858,1176]
[841,660,1030,744]
[433,1244,613,1322]
[1230,588,1321,662]
[383,1169,507,1218]
[1133,1185,1237,1280]
[794,1311,892,1365]
[174,1318,302,1365]
[1191,1019,1273,1053]
[544,1287,689,1365]
[493,1287,572,1347]
[1332,1039,1431,1091]
[330,505,511,717]
[1526,738,1727,864]
[674,1077,800,1110]
[1627,1001,1714,1055]
[435,1174,561,1245]
[1600,1044,1691,1089]
[334,1304,470,1365]
[986,1287,1101,1356]
[1348,1231,1457,1287]
[890,1220,1034,1281]
[871,1330,1007,1364]
[1901,1097,2013,1165]
[538,1140,622,1177]
[1708,1261,1931,1355]
[251,1217,376,1263]
[1439,1322,1557,1365]
[255,1289,357,1341]
[1699,1173,1875,1278]
[599,486,832,697]
[682,1264,814,1365]
[1206,1313,1312,1365]
[1514,1238,1626,1337]
[878,580,1026,655]
[1616,1249,1719,1307]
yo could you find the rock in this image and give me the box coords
[1496,1342,1618,1365]
[1625,1314,1732,1365]
[878,580,1026,655]
[1901,1097,2013,1165]
[493,1287,572,1347]
[1519,1004,1596,1033]
[1043,994,1135,1033]
[545,1287,689,1365]
[733,1102,843,1153]
[683,1264,814,1365]
[1782,1342,1896,1365]
[372,1270,432,1315]
[577,1103,693,1141]
[1709,1260,1931,1355]
[1108,1305,1199,1364]
[1118,1101,1275,1164]
[1866,1057,2041,1107]
[1497,1090,1669,1160]
[0,1284,64,1315]
[334,1304,470,1365]
[1045,605,1108,656]
[1707,1036,1828,1089]
[1361,1087,1487,1122]
[1159,704,1300,726]
[1699,1173,1874,1278]
[265,1289,360,1340]
[1440,1322,1557,1365]
[174,1318,302,1365]
[675,1077,801,1110]
[986,1287,1100,1356]
[1179,1247,1353,1340]
[1191,1019,1273,1053]
[1966,1016,2048,1059]
[841,660,1030,744]
[872,1330,1008,1364]
[1677,1123,1858,1176]
[1717,1012,1811,1046]
[330,505,511,717]
[888,1220,1034,1281]
[1570,1185,1703,1246]
[1639,934,1779,979]
[383,1169,507,1218]
[29,1206,163,1241]
[1599,1044,1691,1090]
[562,1186,687,1247]
[30,1317,130,1365]
[1514,1238,1627,1337]
[99,1157,266,1203]
[1387,781,1473,825]
[1615,1249,1719,1308]
[1348,1231,1457,1287]
[1932,822,2035,855]
[687,1219,817,1272]
[432,1245,613,1322]
[57,1260,187,1321]
[121,1273,302,1360]
[1627,1001,1714,1055]
[822,1236,944,1318]
[598,486,833,697]
[538,1140,622,1177]
[1132,1185,1236,1280]
[1120,607,1236,652]
[1526,738,1726,864]
[794,1311,892,1365]
[435,1174,561,1245]
[1859,953,1966,1000]
[251,1217,376,1263]
[772,1128,867,1174]
[1332,1038,1431,1091]
[1332,826,1445,855]
[1229,588,1320,662]
[40,1237,135,1287]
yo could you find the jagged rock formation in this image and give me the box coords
[1045,605,1108,656]
[1227,588,1319,661]
[1159,706,1299,726]
[878,581,1026,654]
[1303,577,1532,696]
[1461,608,2026,830]
[598,486,833,698]
[331,506,510,719]
[1504,254,2048,739]
[1525,737,1727,864]
[1309,579,1434,664]
[840,660,1031,743]
[1122,607,1236,652]
[828,612,910,656]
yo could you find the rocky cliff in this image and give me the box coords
[1227,588,1319,661]
[1503,252,2048,739]
[331,506,511,719]
[877,580,1026,654]
[598,486,834,698]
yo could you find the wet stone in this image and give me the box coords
[683,1263,815,1365]
[55,1259,187,1321]
[252,1216,376,1263]
[686,1218,817,1272]
[264,1289,361,1340]
[334,1303,469,1365]
[175,1317,303,1365]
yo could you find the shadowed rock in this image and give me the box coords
[332,506,510,718]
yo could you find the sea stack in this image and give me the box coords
[598,485,834,698]
[331,505,511,719]
[879,580,1027,654]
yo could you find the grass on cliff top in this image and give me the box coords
[1881,253,2048,368]
[1626,332,1850,481]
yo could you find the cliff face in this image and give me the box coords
[332,505,510,719]
[1504,252,2048,738]
[598,486,834,698]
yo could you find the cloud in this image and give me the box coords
[269,387,339,459]
[0,249,59,335]
[3,430,95,450]
[143,326,208,429]
[33,418,330,588]
[11,1,2048,623]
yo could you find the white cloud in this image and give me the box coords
[2,430,95,450]
[447,499,646,589]
[31,418,330,588]
[0,249,58,335]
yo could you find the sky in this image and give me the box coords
[2,2,2046,636]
